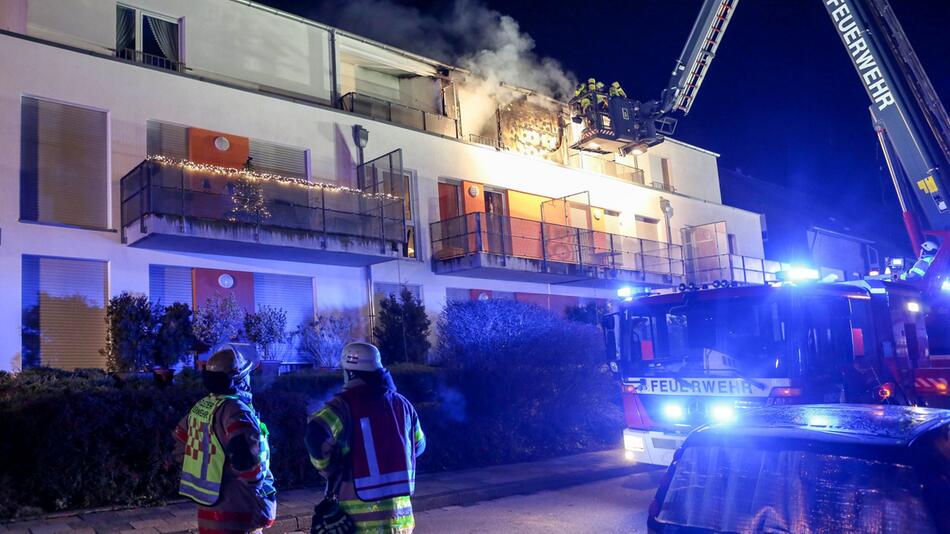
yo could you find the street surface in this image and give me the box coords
[415,471,662,533]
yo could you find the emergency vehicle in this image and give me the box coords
[586,0,950,465]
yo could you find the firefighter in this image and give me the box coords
[306,342,426,534]
[174,344,277,534]
[595,81,609,110]
[901,237,940,280]
[609,81,627,98]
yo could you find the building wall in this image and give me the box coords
[0,2,765,371]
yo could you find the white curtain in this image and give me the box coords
[115,6,135,53]
[146,15,179,63]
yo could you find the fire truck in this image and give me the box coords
[586,0,950,465]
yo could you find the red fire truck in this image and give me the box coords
[604,277,945,465]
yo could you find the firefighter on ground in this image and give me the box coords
[901,237,940,280]
[306,342,426,534]
[609,81,627,98]
[174,344,277,534]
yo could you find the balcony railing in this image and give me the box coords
[116,48,185,73]
[651,181,676,193]
[341,92,458,139]
[120,159,405,262]
[567,154,645,185]
[430,212,684,283]
[686,254,781,285]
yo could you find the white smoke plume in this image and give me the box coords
[307,0,577,102]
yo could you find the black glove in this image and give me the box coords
[310,499,356,534]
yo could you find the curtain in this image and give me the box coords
[146,15,179,63]
[115,6,135,54]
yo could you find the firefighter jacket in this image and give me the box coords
[306,371,426,534]
[901,254,935,280]
[175,394,277,533]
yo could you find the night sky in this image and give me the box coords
[260,0,948,250]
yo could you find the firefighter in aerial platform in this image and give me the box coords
[306,342,426,534]
[595,81,609,110]
[901,237,941,280]
[609,81,627,98]
[174,344,277,534]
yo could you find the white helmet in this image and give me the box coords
[341,342,384,372]
[921,239,940,254]
[207,343,258,381]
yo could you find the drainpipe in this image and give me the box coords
[660,198,674,278]
[329,29,339,106]
[365,265,376,339]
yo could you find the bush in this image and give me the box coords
[436,299,623,465]
[154,303,196,368]
[102,292,160,373]
[565,302,608,326]
[244,305,288,361]
[192,293,244,350]
[297,315,354,368]
[374,288,431,365]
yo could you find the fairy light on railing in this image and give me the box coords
[145,155,403,201]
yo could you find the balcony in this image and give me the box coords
[120,159,405,266]
[116,48,185,73]
[686,254,781,285]
[430,212,684,287]
[567,154,645,185]
[341,92,458,138]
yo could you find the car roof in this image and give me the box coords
[690,404,950,447]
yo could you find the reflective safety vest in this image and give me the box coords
[902,254,935,280]
[340,388,417,502]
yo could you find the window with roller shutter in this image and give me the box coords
[21,256,108,370]
[148,264,193,306]
[20,97,109,229]
[253,273,315,362]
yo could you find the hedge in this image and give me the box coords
[0,301,623,518]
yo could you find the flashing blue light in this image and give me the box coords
[662,402,685,421]
[617,286,635,299]
[942,279,950,292]
[784,266,820,281]
[709,403,736,423]
[807,415,833,427]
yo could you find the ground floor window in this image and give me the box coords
[22,255,108,369]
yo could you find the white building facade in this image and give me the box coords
[0,0,766,371]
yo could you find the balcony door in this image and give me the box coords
[483,189,510,255]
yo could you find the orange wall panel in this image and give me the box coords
[506,190,549,221]
[187,128,250,169]
[462,181,485,214]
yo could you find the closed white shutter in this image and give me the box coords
[253,273,314,361]
[149,264,193,306]
[248,139,309,178]
[20,97,109,229]
[146,120,188,158]
[22,256,108,369]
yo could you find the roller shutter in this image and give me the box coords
[22,255,108,369]
[20,97,109,228]
[146,120,188,158]
[249,139,309,178]
[253,273,314,361]
[149,264,193,306]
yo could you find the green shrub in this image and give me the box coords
[374,287,431,364]
[154,302,196,368]
[102,292,161,373]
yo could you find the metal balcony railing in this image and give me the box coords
[430,212,684,277]
[120,160,405,249]
[340,92,458,139]
[686,253,781,285]
[566,154,645,185]
[651,181,676,193]
[116,48,185,73]
[469,133,504,150]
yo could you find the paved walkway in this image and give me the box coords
[1,449,651,533]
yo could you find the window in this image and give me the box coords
[116,5,182,71]
[402,172,418,258]
[254,273,315,362]
[727,233,738,254]
[20,96,109,229]
[635,215,660,242]
[438,182,462,220]
[148,264,193,306]
[660,157,673,190]
[22,256,108,369]
[375,283,422,307]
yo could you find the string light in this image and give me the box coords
[145,155,403,201]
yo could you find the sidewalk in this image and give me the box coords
[1,449,652,533]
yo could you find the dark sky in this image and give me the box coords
[260,0,948,249]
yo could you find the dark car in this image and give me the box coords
[647,404,950,533]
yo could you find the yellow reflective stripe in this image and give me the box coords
[352,515,414,532]
[311,456,331,470]
[180,479,216,497]
[339,497,407,515]
[313,407,344,439]
[414,425,424,443]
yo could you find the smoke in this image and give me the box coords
[308,0,576,104]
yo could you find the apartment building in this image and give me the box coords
[0,0,766,371]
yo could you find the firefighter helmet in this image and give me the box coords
[206,343,258,381]
[921,238,940,255]
[341,342,384,372]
